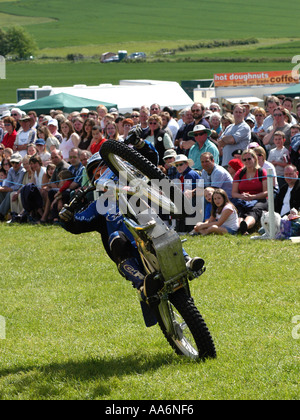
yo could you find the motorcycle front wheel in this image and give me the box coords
[100,140,192,218]
[155,288,216,360]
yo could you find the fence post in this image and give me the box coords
[267,169,276,240]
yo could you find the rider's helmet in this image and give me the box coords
[86,152,105,184]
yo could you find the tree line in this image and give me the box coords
[0,26,37,59]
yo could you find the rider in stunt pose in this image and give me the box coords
[59,152,204,314]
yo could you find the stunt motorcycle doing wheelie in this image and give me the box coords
[59,136,216,360]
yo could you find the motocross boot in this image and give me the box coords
[118,258,145,290]
[185,257,205,272]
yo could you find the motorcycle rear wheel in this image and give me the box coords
[155,288,216,360]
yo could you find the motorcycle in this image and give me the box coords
[61,140,216,360]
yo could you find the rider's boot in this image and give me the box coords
[118,258,145,290]
[185,256,205,272]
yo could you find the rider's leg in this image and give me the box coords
[109,231,145,290]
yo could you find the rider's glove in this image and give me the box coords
[59,205,74,223]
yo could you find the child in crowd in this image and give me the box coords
[89,126,106,155]
[0,167,7,186]
[204,186,214,221]
[193,188,239,236]
[267,131,290,189]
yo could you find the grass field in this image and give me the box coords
[0,225,299,400]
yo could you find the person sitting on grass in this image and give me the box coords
[193,188,239,236]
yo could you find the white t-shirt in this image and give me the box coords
[216,203,239,231]
[34,166,47,189]
[281,187,293,216]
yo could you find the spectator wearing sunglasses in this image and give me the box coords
[187,124,219,172]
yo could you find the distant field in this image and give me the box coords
[0,60,291,104]
[0,0,299,104]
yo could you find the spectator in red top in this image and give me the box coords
[89,125,107,155]
[2,117,17,149]
[232,149,268,234]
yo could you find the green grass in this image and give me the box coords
[0,225,299,400]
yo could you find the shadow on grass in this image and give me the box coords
[0,351,181,399]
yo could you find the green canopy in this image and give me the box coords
[273,84,300,98]
[19,92,117,115]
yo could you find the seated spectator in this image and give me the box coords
[218,104,251,167]
[193,188,239,236]
[39,150,70,223]
[35,139,51,165]
[187,125,219,171]
[2,117,17,149]
[130,111,140,126]
[60,120,80,161]
[14,115,36,157]
[267,131,290,189]
[290,134,300,172]
[41,163,56,193]
[227,158,244,178]
[275,164,300,217]
[26,143,38,158]
[0,167,6,186]
[1,157,12,175]
[159,149,177,180]
[79,118,96,150]
[232,149,268,234]
[0,153,26,221]
[89,126,107,155]
[200,152,233,198]
[170,154,201,233]
[8,155,34,223]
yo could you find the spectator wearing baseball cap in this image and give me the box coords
[14,115,36,158]
[187,124,219,171]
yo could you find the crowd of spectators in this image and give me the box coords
[0,95,299,235]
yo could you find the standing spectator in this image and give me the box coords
[209,112,222,137]
[79,118,96,150]
[37,125,60,153]
[10,108,23,132]
[181,102,210,153]
[261,96,280,134]
[263,106,291,150]
[48,119,63,143]
[187,125,219,171]
[14,115,36,157]
[105,121,120,141]
[2,117,17,149]
[253,107,267,136]
[218,104,251,167]
[267,131,290,189]
[139,106,149,133]
[174,108,194,149]
[144,114,173,165]
[150,103,161,116]
[162,106,179,142]
[60,120,80,161]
